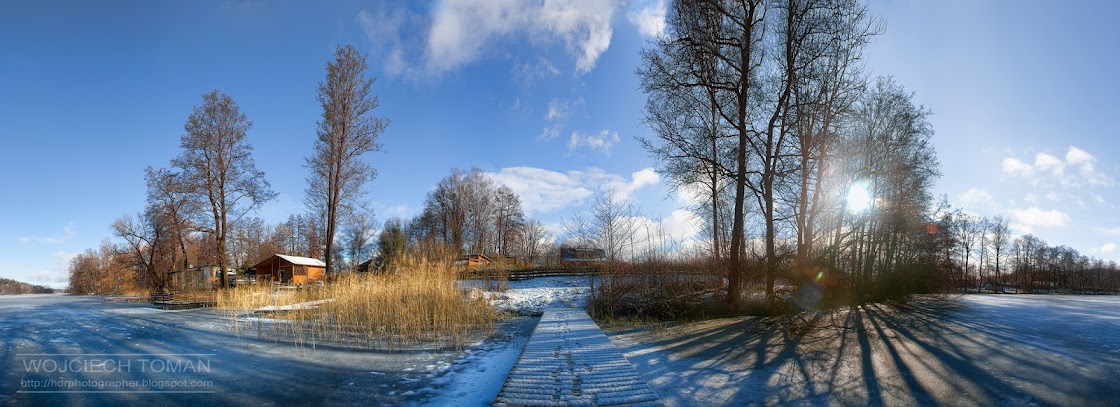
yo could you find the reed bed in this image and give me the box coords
[216,258,495,351]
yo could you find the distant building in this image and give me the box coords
[356,257,382,274]
[168,264,234,290]
[560,247,607,265]
[251,254,326,285]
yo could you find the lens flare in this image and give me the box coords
[846,182,872,214]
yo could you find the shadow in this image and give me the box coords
[610,295,1120,406]
[0,295,519,406]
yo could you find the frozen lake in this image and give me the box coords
[4,290,1118,406]
[0,294,535,406]
[610,294,1120,406]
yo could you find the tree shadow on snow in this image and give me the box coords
[618,297,1120,406]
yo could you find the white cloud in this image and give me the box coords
[19,222,77,245]
[24,250,79,287]
[958,188,995,210]
[511,57,560,87]
[661,209,701,241]
[545,98,573,121]
[1002,145,1113,191]
[615,209,701,258]
[425,0,619,76]
[1062,146,1112,186]
[488,167,594,214]
[1065,146,1095,172]
[1101,243,1118,254]
[568,130,620,154]
[1008,207,1071,233]
[1002,158,1032,176]
[627,0,666,38]
[1096,227,1120,236]
[540,98,585,144]
[601,167,660,203]
[1034,152,1064,176]
[486,166,659,214]
[357,5,427,78]
[538,124,563,141]
[675,182,708,208]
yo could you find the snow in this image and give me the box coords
[495,307,660,406]
[425,276,593,405]
[253,298,335,312]
[472,275,592,316]
[607,294,1120,406]
[423,325,530,406]
[24,278,1118,406]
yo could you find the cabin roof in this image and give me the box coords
[273,254,326,267]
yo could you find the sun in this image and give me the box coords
[846,182,872,214]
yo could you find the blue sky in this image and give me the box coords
[2,0,1119,288]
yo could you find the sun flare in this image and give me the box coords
[846,182,872,214]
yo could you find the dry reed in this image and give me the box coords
[216,258,495,351]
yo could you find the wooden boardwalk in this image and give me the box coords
[495,307,661,406]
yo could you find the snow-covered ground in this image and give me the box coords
[20,284,1117,406]
[608,294,1120,406]
[462,275,592,316]
[427,276,593,405]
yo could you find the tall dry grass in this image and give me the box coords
[216,258,495,351]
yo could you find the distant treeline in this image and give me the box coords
[0,277,55,295]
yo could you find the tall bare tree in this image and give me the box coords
[493,185,526,257]
[145,167,197,275]
[112,211,170,290]
[589,190,640,262]
[518,219,552,265]
[306,44,388,280]
[989,215,1010,290]
[173,90,275,288]
[342,209,377,271]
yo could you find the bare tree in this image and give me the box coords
[112,211,170,290]
[493,185,526,257]
[588,190,640,262]
[145,167,197,276]
[173,90,275,288]
[342,209,377,271]
[518,219,552,265]
[954,211,981,290]
[989,215,1010,291]
[306,44,388,280]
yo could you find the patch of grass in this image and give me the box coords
[217,257,495,351]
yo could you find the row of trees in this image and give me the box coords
[636,0,1120,308]
[69,44,386,292]
[405,168,553,266]
[0,277,54,295]
[639,0,931,307]
[938,212,1120,294]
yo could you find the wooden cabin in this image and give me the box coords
[251,254,326,285]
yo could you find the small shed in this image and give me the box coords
[251,254,326,285]
[356,257,382,274]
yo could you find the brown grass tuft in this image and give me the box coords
[217,257,495,351]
